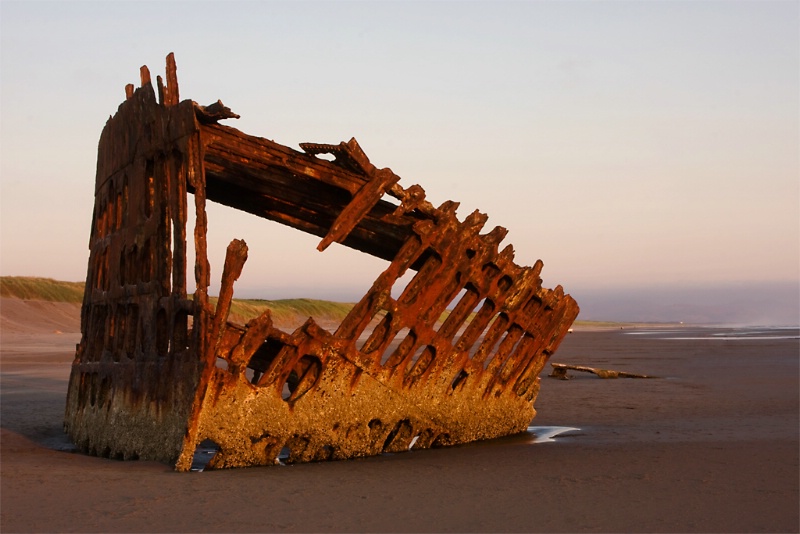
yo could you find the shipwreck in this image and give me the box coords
[64,54,579,471]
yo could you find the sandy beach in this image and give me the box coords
[1,298,797,533]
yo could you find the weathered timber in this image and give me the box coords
[64,54,580,471]
[549,363,657,379]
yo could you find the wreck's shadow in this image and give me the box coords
[0,368,76,452]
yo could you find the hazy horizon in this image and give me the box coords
[10,273,795,327]
[1,1,797,326]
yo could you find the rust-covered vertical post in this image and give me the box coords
[64,54,205,464]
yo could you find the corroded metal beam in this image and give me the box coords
[64,54,579,471]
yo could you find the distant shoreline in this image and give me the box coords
[2,277,795,329]
[0,275,683,331]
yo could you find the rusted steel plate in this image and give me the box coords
[64,54,579,471]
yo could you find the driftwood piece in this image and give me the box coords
[549,363,657,380]
[63,53,579,471]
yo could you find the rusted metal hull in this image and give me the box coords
[64,54,579,471]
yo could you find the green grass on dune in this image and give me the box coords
[0,277,648,328]
[0,276,85,303]
[0,276,354,324]
[212,297,354,325]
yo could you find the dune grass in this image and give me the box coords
[1,276,641,328]
[0,277,85,303]
[0,276,354,324]
[212,297,354,325]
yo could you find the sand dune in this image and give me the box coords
[0,298,81,335]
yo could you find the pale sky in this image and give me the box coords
[1,1,798,324]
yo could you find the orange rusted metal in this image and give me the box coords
[64,54,579,471]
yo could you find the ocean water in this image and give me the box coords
[622,326,799,341]
[524,426,580,443]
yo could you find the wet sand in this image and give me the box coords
[1,300,798,532]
